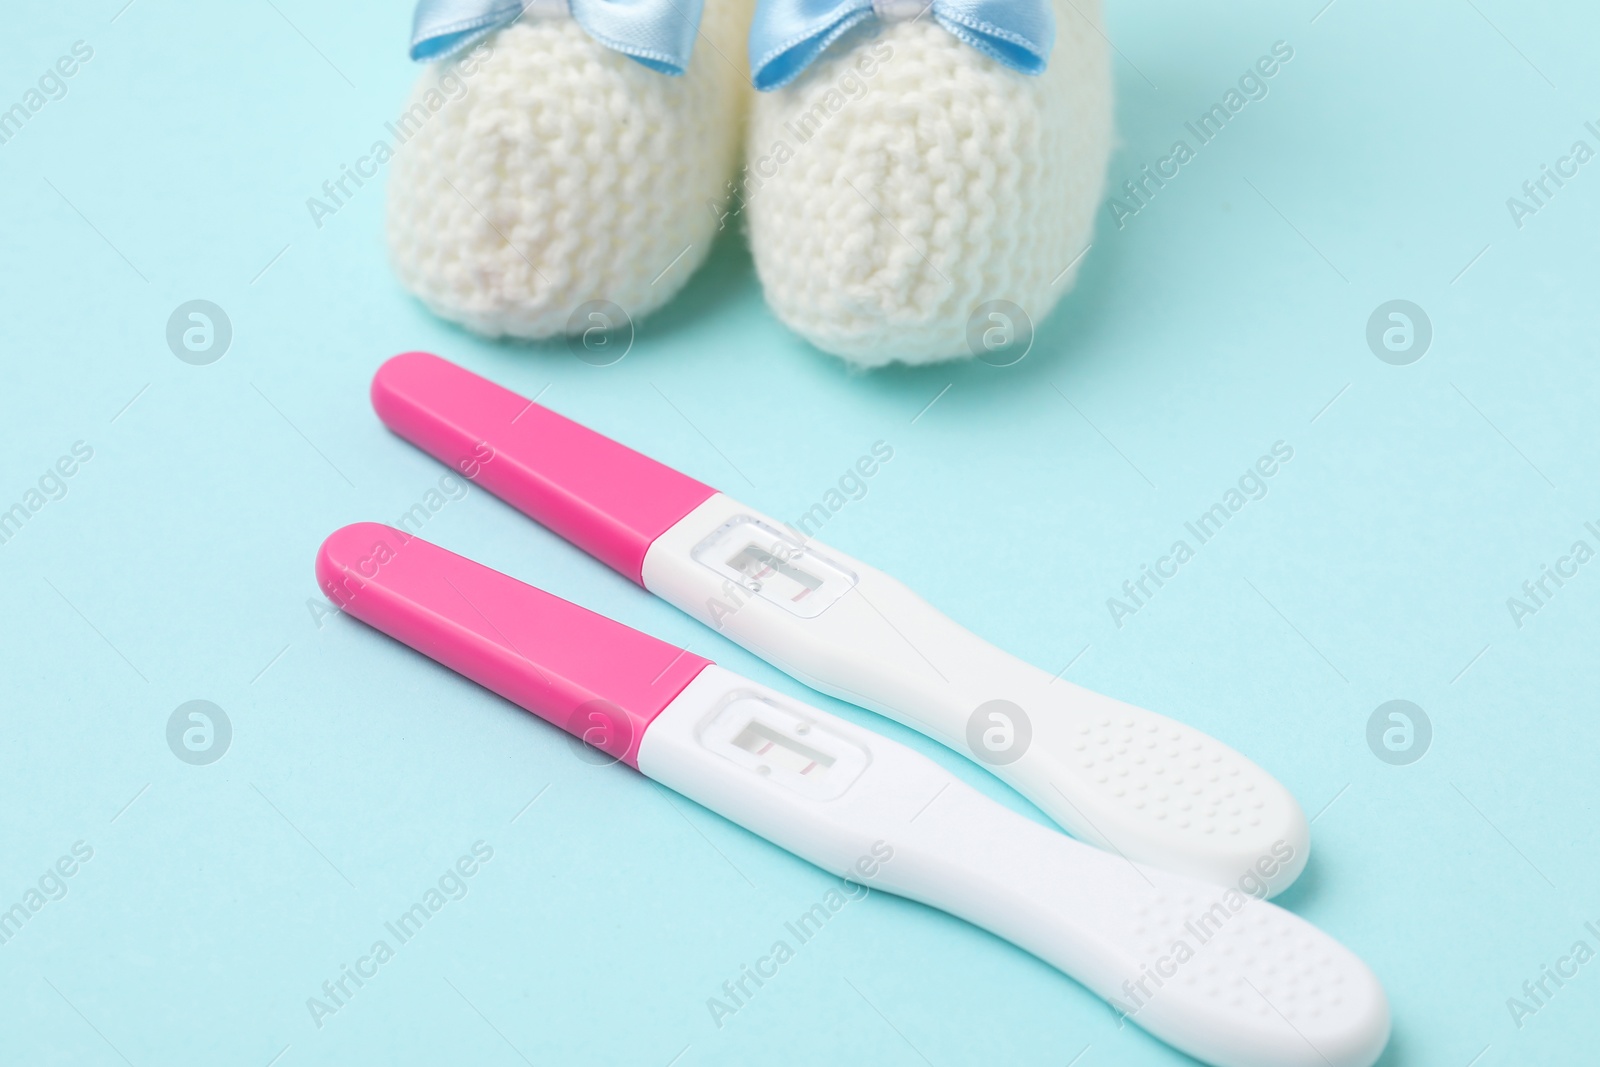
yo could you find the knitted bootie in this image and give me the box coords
[388,1,752,340]
[742,0,1111,366]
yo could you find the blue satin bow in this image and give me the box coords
[750,0,1055,90]
[410,0,705,75]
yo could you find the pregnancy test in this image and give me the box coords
[315,523,1388,1067]
[370,352,1310,894]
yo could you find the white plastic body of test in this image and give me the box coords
[642,494,1310,896]
[638,665,1388,1067]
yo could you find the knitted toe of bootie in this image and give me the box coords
[387,3,751,340]
[744,0,1111,366]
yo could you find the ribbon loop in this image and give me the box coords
[750,0,1054,91]
[410,0,705,75]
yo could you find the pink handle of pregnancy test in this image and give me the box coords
[316,523,712,768]
[370,352,717,585]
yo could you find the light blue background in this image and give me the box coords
[2,1,1596,1064]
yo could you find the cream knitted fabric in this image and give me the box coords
[742,0,1111,366]
[387,3,751,339]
